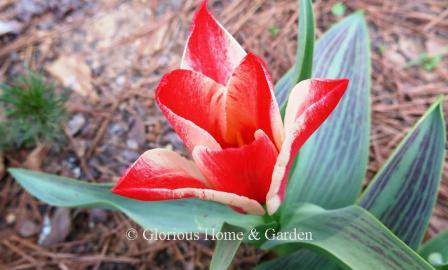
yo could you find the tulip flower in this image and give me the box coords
[112,1,348,215]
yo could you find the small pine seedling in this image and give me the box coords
[0,72,67,150]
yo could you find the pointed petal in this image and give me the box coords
[266,79,349,214]
[156,69,226,151]
[157,59,283,151]
[224,53,284,149]
[193,130,278,203]
[112,149,264,215]
[181,1,246,85]
[112,148,208,199]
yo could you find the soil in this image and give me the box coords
[0,0,447,269]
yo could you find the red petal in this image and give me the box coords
[156,69,226,151]
[112,149,264,215]
[193,130,278,203]
[266,79,349,214]
[181,1,246,85]
[157,55,283,151]
[224,53,284,149]
[112,149,208,199]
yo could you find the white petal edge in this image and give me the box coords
[151,188,266,215]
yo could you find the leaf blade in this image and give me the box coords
[359,98,446,249]
[256,249,338,270]
[9,169,263,233]
[210,223,246,270]
[294,0,314,82]
[284,12,371,210]
[263,204,434,270]
[275,0,314,108]
[420,229,448,269]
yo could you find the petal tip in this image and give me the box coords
[199,0,209,11]
[339,78,349,88]
[192,0,211,25]
[111,182,125,196]
[333,78,350,99]
[241,52,268,70]
[266,195,281,215]
[183,0,246,84]
[111,169,132,196]
[253,205,266,216]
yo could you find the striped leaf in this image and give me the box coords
[420,229,448,269]
[359,98,446,249]
[256,250,337,270]
[275,67,294,110]
[262,204,434,270]
[9,169,263,233]
[275,0,314,109]
[284,12,371,210]
[210,223,246,270]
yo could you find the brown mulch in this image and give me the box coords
[0,0,447,269]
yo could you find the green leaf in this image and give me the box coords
[359,98,446,249]
[275,67,294,110]
[210,223,246,270]
[331,3,346,17]
[262,204,434,270]
[284,12,371,210]
[275,0,314,108]
[405,48,447,71]
[420,230,448,270]
[422,55,443,71]
[9,169,262,233]
[256,249,337,270]
[268,25,280,37]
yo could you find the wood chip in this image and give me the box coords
[46,54,99,102]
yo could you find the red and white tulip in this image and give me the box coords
[112,1,348,215]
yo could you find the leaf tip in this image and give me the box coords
[434,95,446,139]
[348,10,368,27]
[435,95,444,105]
[352,10,365,18]
[429,95,445,117]
[7,167,21,177]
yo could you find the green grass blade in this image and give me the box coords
[210,223,246,270]
[359,98,446,249]
[9,169,263,233]
[263,204,434,270]
[275,0,314,108]
[420,229,448,269]
[294,0,314,82]
[284,12,371,210]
